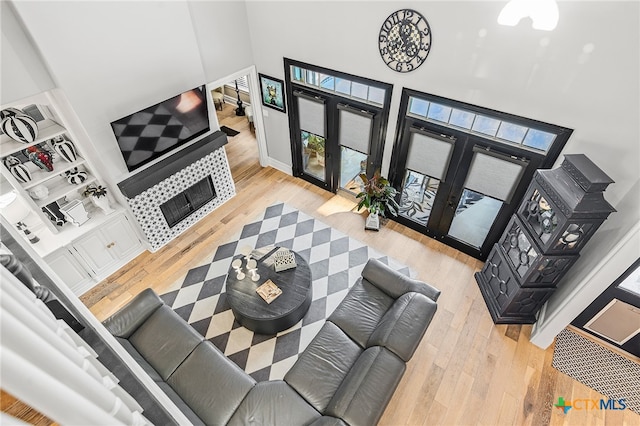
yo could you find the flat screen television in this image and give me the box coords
[111,85,210,172]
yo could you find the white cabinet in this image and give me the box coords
[70,213,142,278]
[45,248,93,295]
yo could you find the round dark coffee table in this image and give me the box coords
[225,248,312,335]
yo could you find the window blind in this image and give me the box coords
[405,128,455,180]
[225,76,249,93]
[338,105,373,154]
[296,92,326,137]
[464,147,528,203]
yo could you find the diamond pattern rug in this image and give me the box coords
[159,202,412,382]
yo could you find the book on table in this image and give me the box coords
[256,279,282,304]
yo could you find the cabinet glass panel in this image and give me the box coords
[301,131,325,181]
[448,189,502,248]
[554,222,594,251]
[501,219,539,277]
[522,189,558,244]
[339,146,367,193]
[398,169,440,226]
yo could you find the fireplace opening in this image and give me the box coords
[160,176,216,228]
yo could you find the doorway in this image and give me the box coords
[284,59,393,194]
[208,68,264,179]
[389,89,572,259]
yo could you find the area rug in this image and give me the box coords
[220,125,239,137]
[552,328,640,414]
[159,202,413,382]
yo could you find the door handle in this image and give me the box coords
[447,194,457,207]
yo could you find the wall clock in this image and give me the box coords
[379,9,432,73]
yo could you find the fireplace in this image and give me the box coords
[160,176,216,228]
[118,131,236,251]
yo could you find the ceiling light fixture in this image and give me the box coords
[498,0,559,31]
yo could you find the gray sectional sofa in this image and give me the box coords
[103,258,440,425]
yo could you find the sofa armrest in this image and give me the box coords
[362,258,441,301]
[102,288,164,338]
[367,292,437,361]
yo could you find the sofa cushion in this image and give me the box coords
[361,258,441,301]
[103,288,164,338]
[156,382,205,426]
[129,305,203,380]
[367,292,438,361]
[325,346,405,426]
[227,381,320,426]
[115,337,162,382]
[167,341,256,426]
[328,278,394,347]
[285,321,362,413]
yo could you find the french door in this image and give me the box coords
[389,89,572,259]
[285,59,392,193]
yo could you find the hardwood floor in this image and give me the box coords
[80,103,639,426]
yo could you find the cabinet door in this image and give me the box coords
[71,230,117,275]
[102,215,141,259]
[45,248,93,294]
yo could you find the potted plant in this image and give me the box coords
[355,170,399,230]
[83,184,114,215]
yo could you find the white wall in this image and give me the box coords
[246,1,639,204]
[188,1,254,82]
[1,1,55,104]
[11,1,209,186]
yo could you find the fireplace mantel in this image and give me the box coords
[118,130,228,198]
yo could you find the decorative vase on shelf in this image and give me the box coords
[51,136,78,162]
[3,156,31,183]
[1,112,38,143]
[83,184,114,215]
[65,167,88,185]
[0,107,24,120]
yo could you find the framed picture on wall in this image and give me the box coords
[259,73,286,113]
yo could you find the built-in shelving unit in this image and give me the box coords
[1,89,143,295]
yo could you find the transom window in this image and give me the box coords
[408,96,557,152]
[291,66,386,106]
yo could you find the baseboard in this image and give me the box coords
[268,157,292,175]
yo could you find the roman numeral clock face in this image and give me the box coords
[379,9,432,73]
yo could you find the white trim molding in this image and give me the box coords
[207,65,270,168]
